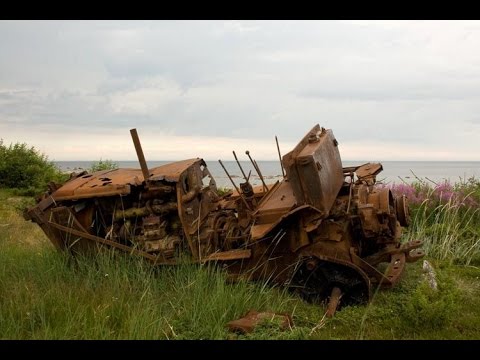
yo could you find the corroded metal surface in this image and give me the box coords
[226,310,293,334]
[325,287,342,318]
[52,159,201,201]
[24,125,424,313]
[283,125,344,215]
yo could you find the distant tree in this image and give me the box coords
[88,159,118,172]
[0,139,67,196]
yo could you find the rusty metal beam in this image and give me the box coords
[275,135,286,179]
[245,150,268,192]
[232,151,248,182]
[203,249,252,262]
[47,220,175,265]
[130,128,150,182]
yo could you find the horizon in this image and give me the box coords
[53,159,480,163]
[52,158,480,185]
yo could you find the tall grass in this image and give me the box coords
[0,189,298,339]
[404,196,480,265]
[387,177,480,266]
[0,243,297,339]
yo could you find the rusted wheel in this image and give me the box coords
[395,195,410,227]
[291,259,369,308]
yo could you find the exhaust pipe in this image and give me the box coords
[130,128,150,182]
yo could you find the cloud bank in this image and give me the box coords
[1,20,480,160]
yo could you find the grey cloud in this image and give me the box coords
[1,20,480,160]
[297,85,480,102]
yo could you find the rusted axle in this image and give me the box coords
[325,286,342,318]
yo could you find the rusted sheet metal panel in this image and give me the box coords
[53,184,132,201]
[53,159,202,201]
[355,163,383,185]
[282,125,343,217]
[254,181,296,221]
[53,168,140,200]
[250,181,296,240]
[149,158,202,182]
[251,204,321,241]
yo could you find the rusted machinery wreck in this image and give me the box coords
[25,125,424,313]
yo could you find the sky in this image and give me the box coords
[1,20,480,161]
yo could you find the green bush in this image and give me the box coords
[216,187,232,197]
[0,140,67,196]
[88,159,118,173]
[402,270,458,330]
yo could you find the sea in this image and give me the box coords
[54,160,480,188]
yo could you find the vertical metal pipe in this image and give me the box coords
[232,150,248,182]
[254,160,269,192]
[275,136,286,178]
[130,128,150,182]
[245,150,268,192]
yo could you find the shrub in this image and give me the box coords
[0,140,67,196]
[402,269,458,330]
[216,187,232,197]
[88,159,118,173]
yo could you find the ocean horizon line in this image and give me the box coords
[52,159,480,186]
[53,160,480,163]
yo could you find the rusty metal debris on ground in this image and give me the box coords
[226,310,293,334]
[24,125,425,316]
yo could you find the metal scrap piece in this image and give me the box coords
[227,310,293,334]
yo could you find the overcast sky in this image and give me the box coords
[1,20,480,161]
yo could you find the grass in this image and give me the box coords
[387,177,480,266]
[1,188,480,339]
[404,198,480,265]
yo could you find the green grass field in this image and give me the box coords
[1,188,480,339]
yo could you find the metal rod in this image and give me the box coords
[47,220,166,263]
[232,150,248,181]
[254,160,269,192]
[346,172,354,214]
[275,136,286,178]
[218,160,252,211]
[325,286,342,318]
[245,150,268,192]
[130,128,150,182]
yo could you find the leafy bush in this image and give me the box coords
[402,269,458,330]
[216,187,232,197]
[88,159,118,173]
[0,140,67,196]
